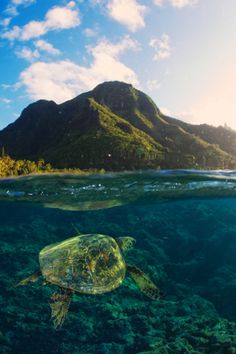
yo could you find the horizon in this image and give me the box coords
[0,1,236,130]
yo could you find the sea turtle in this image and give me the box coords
[16,234,161,328]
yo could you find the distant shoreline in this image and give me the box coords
[0,167,232,181]
[1,153,234,180]
[0,170,103,180]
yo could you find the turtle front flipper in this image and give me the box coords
[15,270,41,287]
[127,264,161,300]
[50,288,73,329]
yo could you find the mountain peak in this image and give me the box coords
[93,80,134,91]
[92,81,137,107]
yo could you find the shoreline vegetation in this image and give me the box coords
[0,153,235,179]
[0,155,106,178]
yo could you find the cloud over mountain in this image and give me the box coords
[18,37,139,102]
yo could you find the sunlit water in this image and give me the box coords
[0,170,235,353]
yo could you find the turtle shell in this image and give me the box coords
[39,234,126,294]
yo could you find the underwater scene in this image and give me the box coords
[0,170,236,354]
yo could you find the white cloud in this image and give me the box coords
[107,0,147,32]
[5,0,36,17]
[160,106,171,116]
[2,4,81,41]
[153,0,164,5]
[2,25,21,40]
[89,35,139,57]
[34,39,61,55]
[1,84,12,89]
[146,80,161,91]
[67,1,76,7]
[18,36,139,103]
[15,40,60,63]
[175,110,196,122]
[20,21,46,40]
[171,0,198,7]
[89,0,106,6]
[0,98,12,104]
[16,46,40,61]
[12,0,35,5]
[149,34,171,60]
[0,18,12,27]
[19,61,80,102]
[154,0,198,8]
[5,5,19,16]
[83,27,98,37]
[45,5,80,31]
[1,83,22,90]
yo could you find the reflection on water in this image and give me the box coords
[0,170,235,353]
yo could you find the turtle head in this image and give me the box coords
[116,236,136,253]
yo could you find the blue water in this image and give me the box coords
[0,170,235,353]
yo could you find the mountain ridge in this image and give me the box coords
[1,81,236,170]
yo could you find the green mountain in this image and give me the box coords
[1,81,236,170]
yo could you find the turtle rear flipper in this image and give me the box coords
[127,264,161,300]
[14,270,41,287]
[50,288,73,329]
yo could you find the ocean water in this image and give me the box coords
[0,170,236,354]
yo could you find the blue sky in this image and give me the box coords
[0,0,236,130]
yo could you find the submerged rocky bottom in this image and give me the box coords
[0,197,236,353]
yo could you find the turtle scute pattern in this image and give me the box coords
[39,234,126,294]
